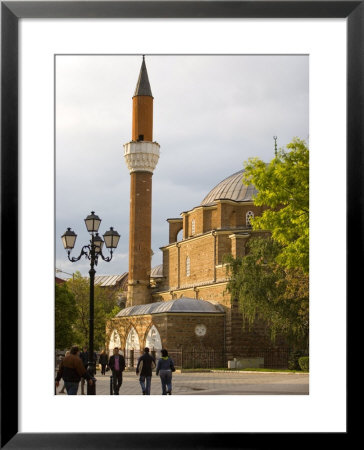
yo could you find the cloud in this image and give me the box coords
[56,54,308,276]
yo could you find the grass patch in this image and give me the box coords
[212,367,309,373]
[177,368,309,373]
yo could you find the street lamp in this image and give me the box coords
[61,211,120,395]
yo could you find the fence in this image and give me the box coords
[172,348,292,369]
[107,347,303,370]
[236,348,292,369]
[124,348,225,369]
[178,349,225,369]
[124,349,142,367]
[260,348,291,369]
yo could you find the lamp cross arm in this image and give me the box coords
[67,245,91,263]
[98,249,114,263]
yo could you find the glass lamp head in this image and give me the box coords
[84,211,101,233]
[61,228,77,250]
[103,227,120,249]
[93,233,104,254]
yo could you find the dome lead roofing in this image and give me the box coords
[200,169,258,205]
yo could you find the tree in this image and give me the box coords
[226,237,309,349]
[66,271,120,350]
[243,138,309,273]
[55,282,77,349]
[225,138,309,349]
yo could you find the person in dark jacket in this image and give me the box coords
[80,346,97,394]
[99,349,108,375]
[136,347,156,395]
[156,349,175,395]
[108,347,126,395]
[55,346,93,395]
[58,350,70,393]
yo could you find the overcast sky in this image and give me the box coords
[56,54,308,278]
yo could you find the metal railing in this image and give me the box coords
[116,347,305,370]
[239,348,292,369]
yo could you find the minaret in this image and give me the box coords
[124,56,160,306]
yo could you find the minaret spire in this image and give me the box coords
[131,56,154,142]
[123,57,160,307]
[134,55,153,97]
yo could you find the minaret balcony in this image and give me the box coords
[123,141,160,173]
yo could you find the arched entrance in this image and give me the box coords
[125,327,140,367]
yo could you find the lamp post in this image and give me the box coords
[61,211,120,395]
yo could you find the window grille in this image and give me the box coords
[246,211,254,227]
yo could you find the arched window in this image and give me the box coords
[125,327,140,352]
[186,256,191,277]
[191,219,196,235]
[145,325,162,351]
[109,329,121,356]
[246,211,254,227]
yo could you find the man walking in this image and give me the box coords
[55,346,93,395]
[136,347,156,395]
[108,347,126,395]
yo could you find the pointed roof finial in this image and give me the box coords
[134,55,153,97]
[273,136,278,157]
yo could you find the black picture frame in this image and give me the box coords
[1,1,359,448]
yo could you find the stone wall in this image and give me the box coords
[106,312,225,352]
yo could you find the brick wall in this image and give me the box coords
[153,282,230,305]
[179,234,215,286]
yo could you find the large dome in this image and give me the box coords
[201,170,257,206]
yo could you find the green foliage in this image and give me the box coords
[106,305,121,320]
[288,350,307,370]
[55,282,77,349]
[226,237,309,348]
[298,356,309,371]
[66,271,119,350]
[243,138,309,273]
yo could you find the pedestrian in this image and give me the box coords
[80,346,97,395]
[156,349,175,395]
[99,349,108,375]
[136,347,156,395]
[59,350,70,393]
[108,347,126,395]
[55,346,94,395]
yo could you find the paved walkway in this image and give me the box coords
[56,369,309,395]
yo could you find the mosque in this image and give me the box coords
[105,57,289,368]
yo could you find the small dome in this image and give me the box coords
[116,297,224,317]
[150,264,164,278]
[201,169,257,206]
